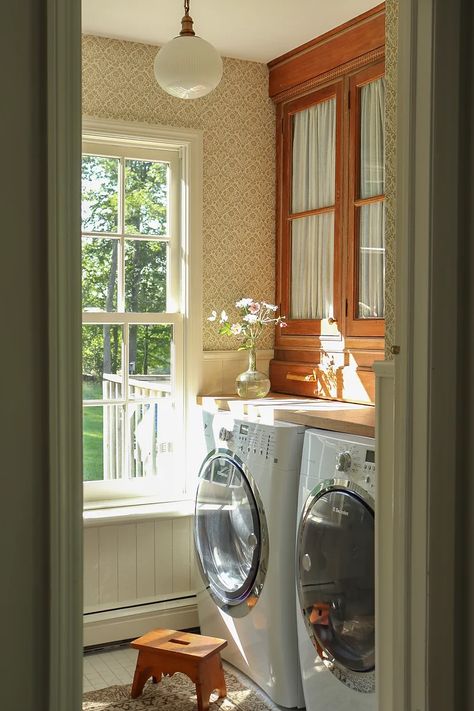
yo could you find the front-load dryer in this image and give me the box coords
[193,417,305,708]
[296,428,376,711]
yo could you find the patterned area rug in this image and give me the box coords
[83,668,275,710]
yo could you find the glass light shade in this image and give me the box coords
[154,35,223,99]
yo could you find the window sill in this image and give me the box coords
[83,499,195,527]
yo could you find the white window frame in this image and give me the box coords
[82,117,203,508]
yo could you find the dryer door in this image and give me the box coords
[194,450,268,617]
[297,480,375,686]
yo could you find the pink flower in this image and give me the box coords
[279,321,288,328]
[249,302,260,314]
[230,323,242,335]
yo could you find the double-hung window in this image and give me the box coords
[81,120,201,505]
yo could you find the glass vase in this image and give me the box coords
[235,346,271,399]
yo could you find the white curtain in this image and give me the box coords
[359,203,385,318]
[292,213,334,319]
[359,77,385,318]
[291,98,335,319]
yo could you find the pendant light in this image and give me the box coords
[154,0,223,100]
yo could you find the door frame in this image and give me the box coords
[381,0,467,709]
[48,0,471,709]
[47,0,83,709]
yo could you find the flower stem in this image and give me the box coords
[247,346,257,371]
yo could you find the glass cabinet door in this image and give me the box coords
[281,82,343,336]
[347,62,386,336]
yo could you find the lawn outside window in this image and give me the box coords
[82,119,203,507]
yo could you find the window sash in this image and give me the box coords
[81,139,184,496]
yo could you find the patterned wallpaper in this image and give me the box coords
[83,19,398,356]
[82,35,276,350]
[384,0,399,358]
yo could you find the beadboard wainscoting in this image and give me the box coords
[83,514,199,646]
[202,349,274,395]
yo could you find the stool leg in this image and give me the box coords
[195,655,227,711]
[131,652,153,699]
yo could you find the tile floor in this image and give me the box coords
[83,644,138,692]
[83,643,285,709]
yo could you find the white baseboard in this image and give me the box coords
[83,597,198,647]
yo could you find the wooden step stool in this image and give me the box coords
[130,628,228,711]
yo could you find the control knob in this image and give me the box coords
[218,427,233,442]
[336,451,352,472]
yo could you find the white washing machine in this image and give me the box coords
[296,428,376,711]
[194,414,305,708]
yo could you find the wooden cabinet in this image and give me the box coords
[268,4,385,404]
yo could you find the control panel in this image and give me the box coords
[234,422,278,463]
[215,419,305,469]
[334,443,376,496]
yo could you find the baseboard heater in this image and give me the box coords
[83,594,198,647]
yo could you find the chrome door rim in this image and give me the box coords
[297,477,375,693]
[194,448,269,618]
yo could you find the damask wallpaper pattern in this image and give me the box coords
[82,35,276,350]
[384,0,399,357]
[82,18,398,357]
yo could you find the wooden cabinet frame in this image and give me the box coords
[269,5,385,403]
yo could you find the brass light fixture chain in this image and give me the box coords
[180,0,195,36]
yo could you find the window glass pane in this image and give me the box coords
[125,159,168,236]
[81,155,119,233]
[82,237,118,312]
[126,400,175,478]
[360,77,385,199]
[128,324,172,399]
[358,202,385,318]
[125,240,167,312]
[291,213,334,320]
[292,97,336,213]
[82,325,123,400]
[83,405,124,482]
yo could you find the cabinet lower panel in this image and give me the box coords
[270,349,384,404]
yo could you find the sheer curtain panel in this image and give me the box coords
[291,98,336,319]
[358,77,385,318]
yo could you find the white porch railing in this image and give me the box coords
[102,374,173,480]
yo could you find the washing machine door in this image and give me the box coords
[297,479,375,690]
[194,449,269,618]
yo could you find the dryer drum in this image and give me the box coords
[297,479,375,690]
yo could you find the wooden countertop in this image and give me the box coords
[197,393,375,438]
